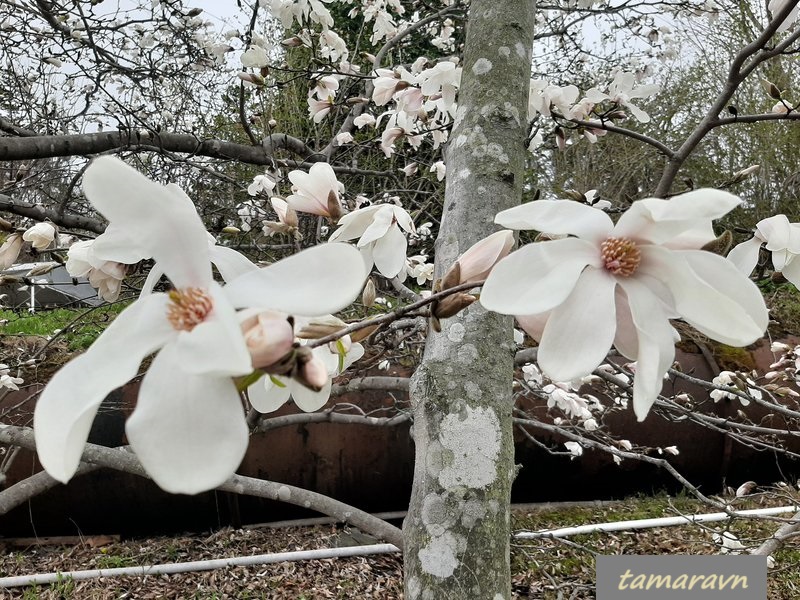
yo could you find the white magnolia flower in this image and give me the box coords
[728,214,800,286]
[34,157,367,495]
[22,222,56,250]
[353,113,376,128]
[66,239,126,302]
[430,161,446,181]
[418,61,461,109]
[329,204,415,278]
[481,189,768,420]
[528,79,579,119]
[584,71,660,123]
[286,162,344,218]
[248,174,277,197]
[241,45,269,68]
[564,441,583,457]
[0,364,23,391]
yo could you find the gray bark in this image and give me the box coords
[403,2,535,598]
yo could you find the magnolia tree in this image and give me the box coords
[1,0,800,597]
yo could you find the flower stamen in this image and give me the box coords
[167,287,213,331]
[601,237,641,277]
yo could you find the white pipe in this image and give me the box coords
[4,505,796,588]
[0,543,401,588]
[514,505,800,539]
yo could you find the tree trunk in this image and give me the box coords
[403,2,535,598]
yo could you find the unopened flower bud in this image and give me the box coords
[441,230,514,288]
[296,351,329,391]
[268,118,278,128]
[563,189,586,202]
[297,315,347,339]
[346,96,370,105]
[362,277,376,307]
[700,229,733,256]
[281,36,304,48]
[237,72,264,85]
[0,233,23,270]
[434,293,477,319]
[761,78,782,100]
[222,226,241,234]
[241,311,295,370]
[0,217,13,232]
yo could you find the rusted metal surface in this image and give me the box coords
[1,340,798,536]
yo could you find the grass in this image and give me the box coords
[0,302,129,353]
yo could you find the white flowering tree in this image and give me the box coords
[1,0,800,597]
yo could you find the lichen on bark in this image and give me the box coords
[402,1,536,598]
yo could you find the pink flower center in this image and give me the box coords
[600,237,641,277]
[167,287,213,331]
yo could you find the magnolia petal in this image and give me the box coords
[538,268,617,381]
[328,205,383,243]
[614,189,740,247]
[358,205,395,247]
[372,225,406,278]
[612,287,638,360]
[33,294,174,483]
[223,243,366,316]
[494,200,613,243]
[91,224,148,264]
[173,283,252,376]
[515,313,549,342]
[286,194,326,216]
[141,265,165,296]
[481,238,598,316]
[126,346,249,494]
[780,255,800,288]
[680,250,768,341]
[640,246,766,346]
[209,245,258,282]
[82,158,211,289]
[756,215,791,253]
[727,236,763,276]
[457,230,515,284]
[393,206,415,233]
[291,378,333,412]
[619,278,676,421]
[249,375,292,413]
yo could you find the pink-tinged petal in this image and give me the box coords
[126,346,248,494]
[372,224,406,277]
[209,245,258,282]
[727,236,763,276]
[456,231,515,284]
[612,287,638,360]
[619,278,676,421]
[494,200,613,243]
[286,194,326,216]
[173,283,252,376]
[223,243,366,316]
[357,205,395,247]
[515,313,549,342]
[538,268,617,381]
[639,246,767,346]
[82,157,211,288]
[328,205,383,243]
[33,294,174,482]
[248,375,292,413]
[291,378,333,412]
[614,189,740,247]
[481,238,599,316]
